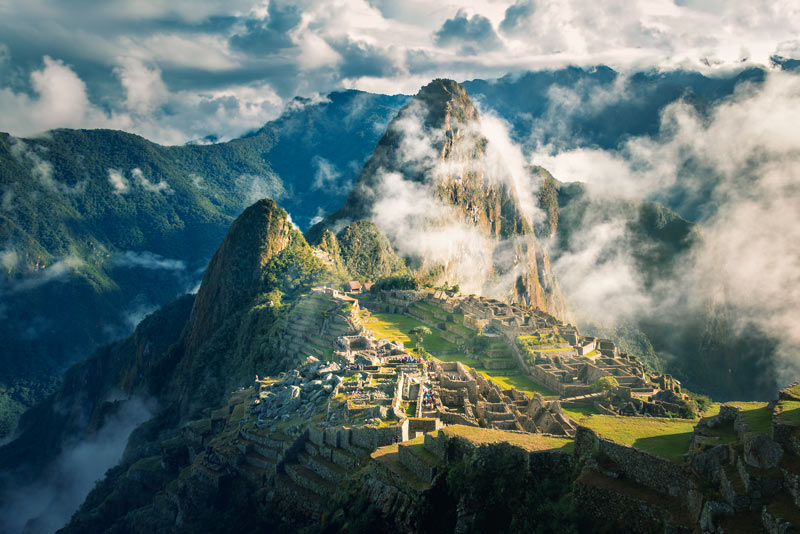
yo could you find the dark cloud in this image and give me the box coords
[328,37,401,79]
[229,1,301,53]
[0,0,797,144]
[500,0,535,35]
[434,9,503,54]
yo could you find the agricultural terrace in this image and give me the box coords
[563,404,696,462]
[725,401,772,434]
[365,313,458,353]
[440,425,574,452]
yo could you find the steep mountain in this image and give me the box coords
[0,90,406,438]
[334,220,410,282]
[0,199,345,531]
[309,79,567,319]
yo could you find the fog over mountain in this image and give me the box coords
[2,2,800,533]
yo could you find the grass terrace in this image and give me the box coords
[783,384,800,400]
[476,369,559,397]
[564,405,696,462]
[366,313,458,354]
[517,332,568,346]
[775,400,800,426]
[441,425,574,452]
[726,402,772,434]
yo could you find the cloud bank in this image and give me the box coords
[532,70,800,391]
[0,1,799,143]
[0,396,155,534]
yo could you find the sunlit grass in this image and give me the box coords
[442,425,573,452]
[727,401,771,434]
[566,410,696,462]
[366,313,457,353]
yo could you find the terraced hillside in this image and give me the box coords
[273,290,362,363]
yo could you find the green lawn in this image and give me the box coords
[369,313,559,398]
[477,370,559,397]
[702,403,722,418]
[441,425,574,453]
[727,402,772,434]
[565,410,697,462]
[366,313,458,353]
[783,384,800,400]
[775,400,800,426]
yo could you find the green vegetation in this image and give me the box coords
[775,400,800,426]
[409,325,432,357]
[726,402,772,434]
[683,390,713,416]
[335,221,409,281]
[476,370,559,397]
[565,411,696,462]
[517,332,568,345]
[442,425,573,452]
[370,274,419,292]
[590,376,620,393]
[783,384,800,400]
[366,313,457,354]
[368,312,558,397]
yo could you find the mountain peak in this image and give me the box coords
[185,198,295,353]
[414,78,478,129]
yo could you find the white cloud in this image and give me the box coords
[9,137,85,195]
[1,1,798,143]
[237,173,285,209]
[107,168,129,195]
[537,70,800,390]
[0,396,155,534]
[131,167,171,194]
[114,250,186,271]
[0,247,19,272]
[2,254,84,295]
[114,57,169,114]
[312,156,351,194]
[0,57,116,136]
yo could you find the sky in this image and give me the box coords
[0,0,799,144]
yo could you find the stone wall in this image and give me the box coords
[573,471,688,534]
[574,426,695,498]
[408,418,442,435]
[398,444,438,483]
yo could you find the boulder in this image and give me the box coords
[744,434,783,470]
[690,444,729,483]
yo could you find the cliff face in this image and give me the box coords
[184,199,294,355]
[0,199,334,531]
[309,79,566,319]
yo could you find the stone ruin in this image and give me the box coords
[426,360,575,436]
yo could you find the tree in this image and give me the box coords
[409,326,432,357]
[590,376,619,393]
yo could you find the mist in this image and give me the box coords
[0,396,154,534]
[366,95,550,301]
[528,69,800,393]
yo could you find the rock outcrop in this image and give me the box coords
[308,79,567,320]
